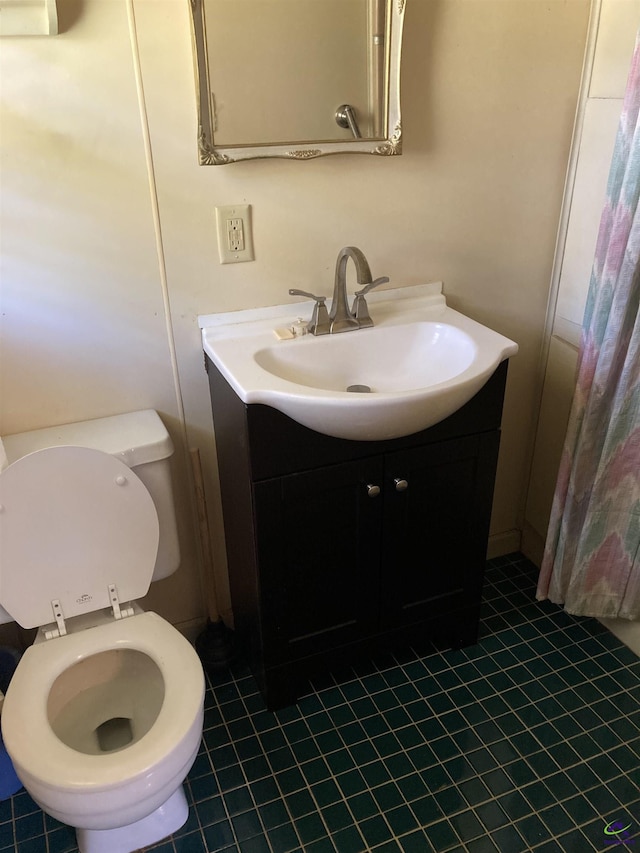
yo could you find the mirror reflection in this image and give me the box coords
[190,0,405,164]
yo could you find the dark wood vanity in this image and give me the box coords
[206,357,508,709]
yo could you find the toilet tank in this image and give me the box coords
[0,410,181,583]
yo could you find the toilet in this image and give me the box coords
[0,411,205,853]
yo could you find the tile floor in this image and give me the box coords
[1,553,640,853]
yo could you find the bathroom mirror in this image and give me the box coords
[189,0,405,165]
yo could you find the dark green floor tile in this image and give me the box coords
[292,738,321,763]
[385,805,419,836]
[242,756,271,782]
[459,776,490,808]
[267,822,301,852]
[449,809,485,843]
[515,813,551,847]
[547,738,580,769]
[8,554,640,853]
[496,789,532,821]
[490,823,528,852]
[250,776,280,805]
[466,748,498,774]
[481,768,514,796]
[504,758,537,787]
[340,721,368,745]
[525,749,560,777]
[371,782,404,811]
[349,696,377,719]
[433,785,466,815]
[303,837,337,853]
[322,801,353,833]
[302,757,332,785]
[276,767,306,795]
[608,743,640,773]
[583,783,619,814]
[203,819,237,849]
[452,727,483,752]
[607,774,640,804]
[407,743,438,771]
[398,829,433,853]
[488,738,518,765]
[359,814,393,847]
[475,801,509,832]
[384,752,415,778]
[336,769,367,798]
[495,711,526,737]
[556,827,597,852]
[195,795,227,828]
[422,763,452,791]
[465,836,499,853]
[173,830,208,852]
[217,764,246,792]
[371,841,402,853]
[259,799,289,829]
[285,788,316,819]
[409,794,444,826]
[311,779,342,809]
[373,731,403,758]
[425,818,459,850]
[325,750,356,775]
[443,754,476,784]
[543,769,580,801]
[347,791,378,821]
[316,730,343,754]
[307,711,334,735]
[331,824,367,853]
[396,773,429,803]
[231,810,263,842]
[395,724,424,749]
[562,793,601,825]
[295,812,327,845]
[430,735,460,762]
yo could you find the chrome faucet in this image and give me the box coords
[289,246,388,335]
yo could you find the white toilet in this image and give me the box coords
[0,410,205,853]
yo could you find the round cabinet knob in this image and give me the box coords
[366,484,381,498]
[394,478,409,492]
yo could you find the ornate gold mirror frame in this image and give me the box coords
[189,0,406,165]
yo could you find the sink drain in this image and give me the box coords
[346,384,372,393]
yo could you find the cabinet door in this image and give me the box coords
[254,457,384,663]
[381,432,500,629]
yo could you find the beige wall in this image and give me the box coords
[0,0,590,634]
[523,0,640,563]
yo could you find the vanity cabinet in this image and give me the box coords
[206,357,508,709]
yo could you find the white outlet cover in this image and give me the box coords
[215,204,254,264]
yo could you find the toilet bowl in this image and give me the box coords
[0,412,206,853]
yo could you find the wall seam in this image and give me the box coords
[125,0,186,428]
[519,0,601,544]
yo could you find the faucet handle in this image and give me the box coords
[289,288,327,304]
[354,276,389,297]
[288,289,330,335]
[352,276,389,328]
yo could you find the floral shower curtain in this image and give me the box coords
[536,31,640,617]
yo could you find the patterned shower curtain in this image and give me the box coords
[536,31,640,617]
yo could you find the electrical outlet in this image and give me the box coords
[215,204,254,264]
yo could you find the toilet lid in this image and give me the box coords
[0,446,159,629]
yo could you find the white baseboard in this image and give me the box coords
[599,618,640,657]
[520,522,545,568]
[487,529,521,560]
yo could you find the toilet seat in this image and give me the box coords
[0,446,159,629]
[1,612,204,792]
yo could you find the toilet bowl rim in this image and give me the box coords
[1,611,205,791]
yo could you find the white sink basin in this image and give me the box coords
[199,283,518,441]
